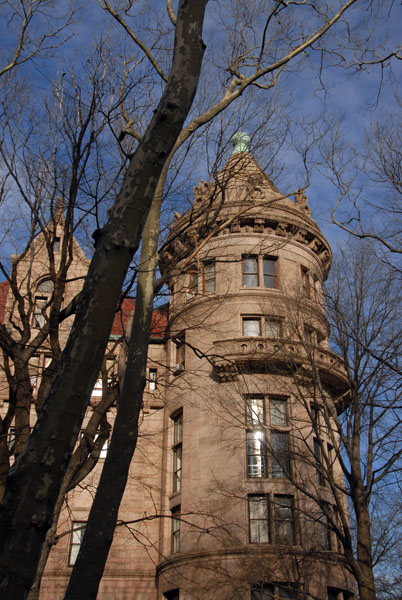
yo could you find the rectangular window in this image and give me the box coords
[249,495,269,543]
[149,368,157,391]
[270,398,287,427]
[246,397,265,426]
[164,590,180,600]
[304,325,314,345]
[266,318,281,338]
[263,257,277,288]
[203,261,216,293]
[247,430,267,477]
[53,236,60,252]
[171,506,180,553]
[243,256,259,287]
[172,412,183,493]
[271,431,289,478]
[273,496,294,544]
[252,584,298,600]
[314,438,324,486]
[69,521,86,566]
[243,317,261,337]
[187,268,198,299]
[301,266,310,298]
[33,297,47,327]
[175,334,185,370]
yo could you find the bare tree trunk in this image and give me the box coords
[0,2,208,597]
[65,189,163,598]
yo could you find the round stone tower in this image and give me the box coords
[157,137,354,600]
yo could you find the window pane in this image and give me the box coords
[244,319,261,336]
[270,399,287,426]
[271,431,289,477]
[37,279,54,293]
[274,496,293,544]
[243,257,258,287]
[263,258,276,288]
[266,319,281,338]
[247,431,266,477]
[246,398,264,426]
[249,496,269,543]
[251,586,274,600]
[204,262,216,292]
[174,414,183,443]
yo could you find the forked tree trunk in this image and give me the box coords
[64,187,163,599]
[0,2,208,597]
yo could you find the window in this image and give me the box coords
[243,256,259,287]
[203,261,216,293]
[69,521,86,566]
[148,368,157,391]
[53,236,60,252]
[29,354,52,392]
[171,506,180,553]
[187,267,198,298]
[301,266,310,298]
[304,325,315,345]
[273,496,294,544]
[251,584,298,599]
[243,317,262,337]
[164,590,179,600]
[314,438,325,486]
[7,427,16,452]
[249,495,295,546]
[319,509,331,550]
[243,256,278,288]
[263,257,277,288]
[246,397,266,478]
[249,495,269,543]
[328,588,354,600]
[33,279,54,328]
[174,334,185,371]
[247,430,267,477]
[246,397,264,426]
[270,398,289,478]
[95,436,108,459]
[266,318,281,338]
[243,317,282,338]
[172,411,183,493]
[271,431,290,478]
[246,397,289,478]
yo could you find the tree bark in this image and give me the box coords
[0,1,208,597]
[65,184,163,599]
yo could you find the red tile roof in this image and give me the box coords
[111,297,167,339]
[0,282,167,339]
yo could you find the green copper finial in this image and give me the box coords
[231,131,250,154]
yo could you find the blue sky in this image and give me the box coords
[0,0,401,260]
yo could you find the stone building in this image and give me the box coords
[0,138,355,599]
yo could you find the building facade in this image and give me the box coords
[1,141,355,599]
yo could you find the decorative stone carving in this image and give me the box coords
[253,218,264,233]
[294,228,308,244]
[230,220,241,233]
[193,180,210,202]
[276,222,289,237]
[294,189,312,216]
[309,237,320,252]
